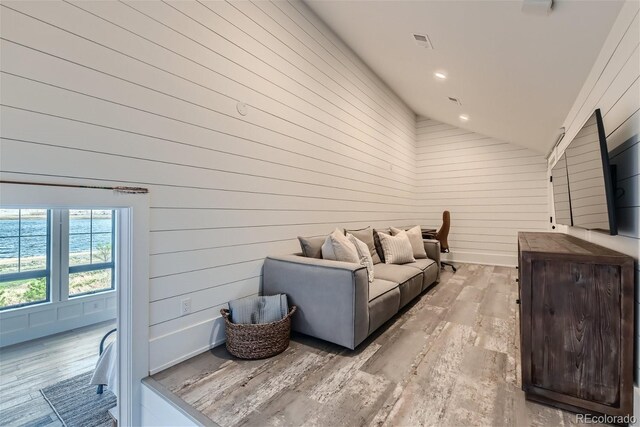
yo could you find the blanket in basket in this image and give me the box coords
[229,294,288,324]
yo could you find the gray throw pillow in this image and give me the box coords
[373,228,391,263]
[391,225,427,259]
[378,230,416,264]
[347,233,375,283]
[344,226,381,264]
[297,236,325,258]
[322,228,360,264]
[321,228,359,263]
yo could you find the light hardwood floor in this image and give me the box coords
[0,320,116,427]
[154,264,598,427]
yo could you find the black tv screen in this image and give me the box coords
[563,109,617,235]
[551,152,572,226]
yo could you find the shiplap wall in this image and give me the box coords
[0,0,417,373]
[415,118,549,266]
[549,0,639,380]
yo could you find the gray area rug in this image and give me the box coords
[40,371,116,427]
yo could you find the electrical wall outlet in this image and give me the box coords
[180,298,192,316]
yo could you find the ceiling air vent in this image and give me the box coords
[413,33,433,49]
[448,96,462,106]
[522,0,553,16]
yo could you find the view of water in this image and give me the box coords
[0,218,113,259]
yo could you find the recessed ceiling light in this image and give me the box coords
[459,114,469,121]
[434,72,447,80]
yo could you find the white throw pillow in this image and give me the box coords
[321,228,359,263]
[347,233,375,283]
[378,230,416,264]
[391,225,427,259]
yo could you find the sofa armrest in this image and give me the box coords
[423,239,441,281]
[263,255,369,349]
[265,254,364,272]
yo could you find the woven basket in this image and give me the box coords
[221,306,297,359]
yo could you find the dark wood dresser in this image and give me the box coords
[517,232,635,417]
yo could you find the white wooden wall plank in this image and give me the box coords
[2,2,416,173]
[561,4,639,141]
[223,1,415,140]
[190,0,415,154]
[280,1,416,133]
[149,260,263,302]
[0,30,415,181]
[1,104,413,194]
[0,139,415,204]
[416,117,549,265]
[0,0,420,372]
[149,277,261,325]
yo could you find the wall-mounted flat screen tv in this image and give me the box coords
[551,152,572,226]
[563,109,617,235]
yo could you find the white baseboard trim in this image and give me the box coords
[441,251,517,267]
[149,316,226,375]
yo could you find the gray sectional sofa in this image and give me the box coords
[263,236,441,349]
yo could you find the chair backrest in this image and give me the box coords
[436,211,451,252]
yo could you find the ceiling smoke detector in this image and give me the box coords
[413,33,433,49]
[448,96,462,106]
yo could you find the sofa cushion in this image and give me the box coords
[398,274,423,308]
[345,226,381,264]
[378,231,416,264]
[368,287,400,334]
[368,278,398,302]
[391,226,427,259]
[403,258,436,272]
[374,263,422,285]
[321,228,359,263]
[298,236,325,259]
[347,233,375,283]
[423,262,439,291]
[403,258,438,292]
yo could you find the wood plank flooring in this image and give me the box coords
[154,264,600,427]
[0,320,116,427]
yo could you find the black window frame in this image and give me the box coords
[0,209,51,311]
[68,210,116,298]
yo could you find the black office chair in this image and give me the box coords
[423,211,457,272]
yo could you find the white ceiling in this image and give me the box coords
[305,0,624,153]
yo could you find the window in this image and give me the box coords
[0,208,116,311]
[0,209,50,309]
[68,210,115,297]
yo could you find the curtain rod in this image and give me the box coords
[0,180,149,194]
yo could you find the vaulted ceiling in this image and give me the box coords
[305,0,624,153]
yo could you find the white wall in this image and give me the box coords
[0,0,417,373]
[141,379,209,427]
[548,0,639,380]
[0,291,116,347]
[415,117,549,266]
